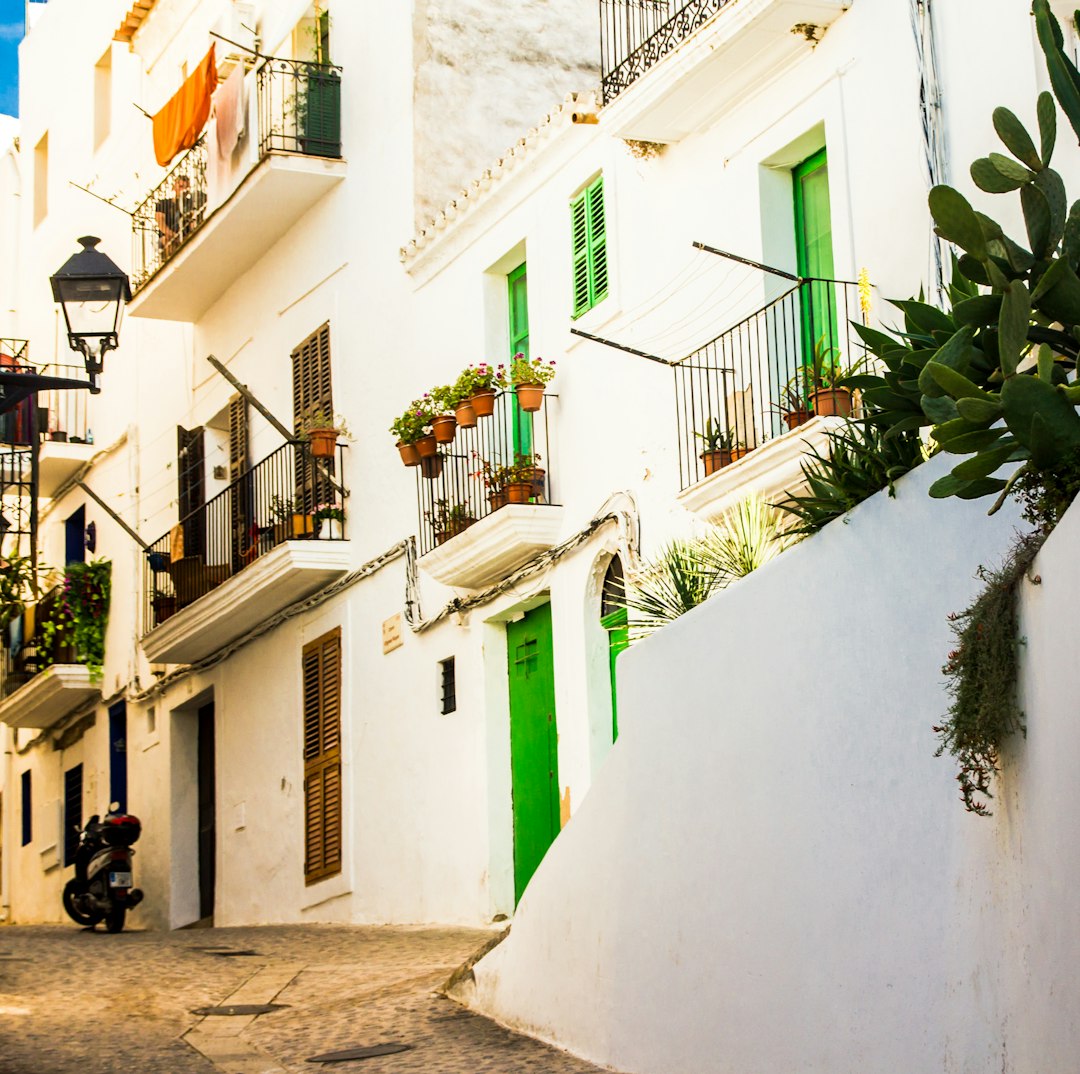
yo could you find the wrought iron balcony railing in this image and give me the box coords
[599,0,734,104]
[131,58,343,292]
[143,439,347,632]
[415,392,557,556]
[37,363,93,445]
[673,278,863,491]
[1,586,76,698]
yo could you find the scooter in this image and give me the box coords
[62,809,144,933]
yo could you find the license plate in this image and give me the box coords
[109,871,133,888]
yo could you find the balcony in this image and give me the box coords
[599,0,849,140]
[141,439,349,664]
[672,276,862,521]
[128,57,346,321]
[0,588,100,730]
[36,362,95,498]
[415,392,563,589]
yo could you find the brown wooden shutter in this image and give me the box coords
[291,323,334,513]
[228,395,250,566]
[303,628,342,884]
[177,425,205,558]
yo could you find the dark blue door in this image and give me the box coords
[109,702,127,813]
[65,506,85,565]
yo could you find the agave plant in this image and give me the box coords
[620,496,791,639]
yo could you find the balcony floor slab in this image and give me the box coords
[38,440,97,499]
[677,415,845,523]
[129,151,347,322]
[142,539,351,665]
[0,665,100,730]
[419,506,565,589]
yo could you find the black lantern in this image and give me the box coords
[50,236,131,393]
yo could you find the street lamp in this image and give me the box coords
[50,236,131,394]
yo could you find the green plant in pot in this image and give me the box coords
[425,499,476,544]
[805,337,866,418]
[300,410,349,459]
[695,419,745,476]
[458,362,507,418]
[39,559,111,675]
[509,353,556,412]
[473,451,544,508]
[270,494,314,541]
[390,400,433,466]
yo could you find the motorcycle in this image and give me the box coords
[62,809,144,933]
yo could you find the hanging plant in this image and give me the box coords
[39,559,112,676]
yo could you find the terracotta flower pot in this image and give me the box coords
[809,387,852,418]
[504,481,533,504]
[514,383,544,412]
[525,466,546,500]
[420,453,444,480]
[307,427,338,459]
[397,441,421,467]
[435,517,475,545]
[470,389,496,417]
[431,413,458,444]
[488,488,509,510]
[783,408,813,431]
[455,400,477,428]
[415,433,438,458]
[700,449,731,476]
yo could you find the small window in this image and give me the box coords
[33,132,48,227]
[94,47,113,149]
[63,764,83,866]
[570,175,608,318]
[20,771,31,846]
[439,657,456,715]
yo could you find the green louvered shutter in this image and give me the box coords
[571,191,590,318]
[586,177,608,307]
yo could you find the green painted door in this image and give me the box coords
[793,148,838,366]
[507,603,560,904]
[508,262,533,458]
[600,607,628,740]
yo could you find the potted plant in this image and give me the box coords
[390,402,430,467]
[427,385,458,444]
[271,494,314,542]
[0,553,35,632]
[314,502,346,540]
[777,377,813,430]
[460,362,506,418]
[510,353,556,412]
[426,499,476,544]
[38,559,111,674]
[805,337,863,418]
[474,452,544,509]
[695,420,746,475]
[301,410,350,459]
[151,588,177,625]
[451,369,478,428]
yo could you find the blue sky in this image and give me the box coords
[0,0,21,117]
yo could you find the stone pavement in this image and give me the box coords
[0,923,615,1074]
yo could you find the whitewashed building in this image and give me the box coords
[0,0,1069,939]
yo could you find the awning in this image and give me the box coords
[152,45,219,167]
[571,243,799,366]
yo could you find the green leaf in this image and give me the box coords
[1034,168,1068,249]
[956,396,1004,423]
[971,158,1024,193]
[998,283,1032,376]
[1030,256,1068,301]
[953,294,1002,326]
[921,394,959,423]
[892,299,956,336]
[929,473,1006,499]
[1063,200,1080,264]
[951,442,1021,480]
[936,427,1008,454]
[851,322,903,356]
[988,151,1036,183]
[923,359,995,401]
[1037,343,1055,381]
[958,255,990,286]
[1029,411,1062,468]
[1038,260,1080,323]
[953,476,1009,499]
[1038,90,1057,165]
[929,186,987,260]
[993,108,1042,169]
[1021,183,1053,257]
[1001,373,1080,452]
[1035,0,1080,143]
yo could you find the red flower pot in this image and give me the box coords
[514,383,544,412]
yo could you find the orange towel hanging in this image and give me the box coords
[152,45,219,167]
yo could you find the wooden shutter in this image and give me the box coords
[586,176,608,307]
[291,323,334,514]
[570,191,590,318]
[303,628,342,884]
[228,394,250,566]
[177,425,205,558]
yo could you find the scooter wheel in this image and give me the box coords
[105,906,126,933]
[62,880,101,927]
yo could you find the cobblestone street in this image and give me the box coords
[0,924,612,1074]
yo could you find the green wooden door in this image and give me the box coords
[508,263,533,458]
[793,149,838,367]
[507,603,560,904]
[600,608,629,741]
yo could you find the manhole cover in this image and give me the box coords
[307,1044,412,1063]
[193,1003,289,1016]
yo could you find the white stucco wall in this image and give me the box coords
[462,452,1080,1074]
